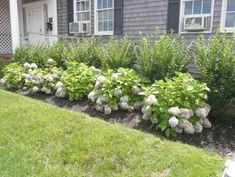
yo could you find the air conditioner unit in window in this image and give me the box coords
[80,22,90,34]
[69,22,90,34]
[184,17,206,31]
[69,22,80,34]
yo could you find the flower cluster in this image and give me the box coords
[88,68,144,115]
[142,73,212,137]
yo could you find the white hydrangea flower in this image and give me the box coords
[112,72,122,79]
[41,86,47,92]
[132,86,141,94]
[112,104,119,111]
[180,120,195,134]
[120,96,129,103]
[100,95,109,103]
[193,122,203,133]
[55,81,63,90]
[202,118,212,128]
[22,87,28,91]
[128,106,134,112]
[168,107,180,116]
[0,78,6,85]
[120,102,129,110]
[204,103,211,114]
[30,63,38,69]
[134,102,143,110]
[104,105,112,115]
[88,91,97,102]
[96,76,106,84]
[195,108,208,118]
[89,66,96,71]
[32,86,39,93]
[48,58,54,64]
[145,95,158,106]
[95,105,104,112]
[24,74,31,79]
[46,75,54,82]
[23,62,31,69]
[55,88,66,98]
[142,106,152,116]
[150,117,159,124]
[45,89,51,95]
[175,126,183,134]
[114,88,122,96]
[168,116,179,128]
[96,97,103,105]
[142,113,150,120]
[179,108,194,120]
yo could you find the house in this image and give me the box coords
[0,0,234,57]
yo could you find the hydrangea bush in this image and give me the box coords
[0,62,26,90]
[142,73,212,137]
[88,68,145,115]
[62,62,101,101]
[0,59,65,97]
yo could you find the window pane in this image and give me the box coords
[227,0,235,12]
[109,9,113,20]
[98,0,102,9]
[226,12,235,27]
[103,0,108,8]
[185,1,193,15]
[103,10,109,20]
[98,22,103,31]
[109,21,113,31]
[77,2,81,11]
[193,0,202,14]
[104,21,108,31]
[203,0,211,14]
[108,0,113,8]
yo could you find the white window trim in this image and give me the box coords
[179,0,215,34]
[73,0,91,34]
[94,0,114,36]
[221,0,235,32]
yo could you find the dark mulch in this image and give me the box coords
[22,92,235,157]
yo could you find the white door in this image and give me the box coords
[26,5,44,44]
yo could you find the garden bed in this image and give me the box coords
[21,91,235,157]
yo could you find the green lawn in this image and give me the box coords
[0,90,224,177]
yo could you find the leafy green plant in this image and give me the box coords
[88,68,146,114]
[63,38,101,68]
[135,32,189,81]
[194,33,235,109]
[62,61,101,101]
[142,73,211,137]
[0,62,25,89]
[96,37,135,69]
[13,44,48,67]
[0,58,7,78]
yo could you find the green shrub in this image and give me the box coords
[194,33,235,109]
[135,33,189,81]
[63,38,101,68]
[142,73,211,137]
[13,44,48,67]
[88,68,146,114]
[62,61,101,101]
[0,62,25,89]
[0,58,7,78]
[96,37,135,69]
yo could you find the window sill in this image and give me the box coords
[179,31,212,34]
[95,31,114,36]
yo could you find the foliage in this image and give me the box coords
[0,58,7,78]
[0,62,25,90]
[13,44,48,67]
[62,38,101,68]
[194,33,235,109]
[96,37,135,69]
[135,33,189,81]
[62,61,101,101]
[88,68,146,114]
[142,73,211,137]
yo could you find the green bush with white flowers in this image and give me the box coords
[88,68,145,114]
[142,73,211,137]
[62,61,101,101]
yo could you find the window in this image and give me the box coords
[179,0,214,33]
[221,0,235,32]
[95,0,114,35]
[74,0,90,22]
